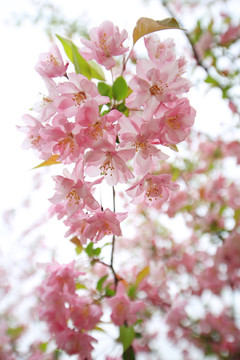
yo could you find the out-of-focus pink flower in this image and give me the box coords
[126,173,179,206]
[80,20,128,70]
[35,44,69,78]
[108,282,145,326]
[220,25,240,45]
[195,32,214,60]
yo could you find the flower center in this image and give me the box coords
[146,180,162,201]
[133,141,149,152]
[91,121,103,139]
[66,189,80,206]
[72,91,87,106]
[166,116,180,129]
[29,134,40,147]
[150,81,168,96]
[58,134,75,153]
[47,54,59,66]
[100,153,114,175]
[98,33,111,57]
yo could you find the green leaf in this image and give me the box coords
[76,283,87,290]
[38,342,48,352]
[98,82,113,98]
[33,155,60,169]
[56,34,105,80]
[7,326,24,339]
[97,274,108,291]
[116,102,129,116]
[119,325,135,351]
[85,242,94,257]
[135,266,150,287]
[93,247,101,256]
[112,76,128,101]
[133,17,183,44]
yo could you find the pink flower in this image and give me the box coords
[70,296,103,331]
[119,114,168,175]
[126,173,179,205]
[82,208,127,242]
[108,282,145,326]
[49,174,101,218]
[35,44,69,78]
[55,329,96,359]
[75,100,120,145]
[156,98,196,145]
[80,20,128,70]
[84,139,135,185]
[220,25,240,45]
[144,36,176,65]
[19,114,50,159]
[54,72,109,118]
[39,113,84,164]
[33,77,58,122]
[126,59,191,120]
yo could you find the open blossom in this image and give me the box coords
[49,174,101,218]
[54,72,109,118]
[119,114,168,175]
[35,44,69,78]
[19,114,51,159]
[127,173,179,205]
[33,77,58,122]
[155,97,196,145]
[40,113,84,164]
[108,282,145,326]
[84,139,135,185]
[144,36,176,65]
[75,100,121,145]
[80,20,128,70]
[126,58,191,120]
[82,208,127,242]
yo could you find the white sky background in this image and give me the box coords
[0,1,240,358]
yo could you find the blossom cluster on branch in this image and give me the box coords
[17,17,197,359]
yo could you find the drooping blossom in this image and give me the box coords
[82,208,128,243]
[54,72,109,118]
[35,44,69,78]
[108,282,145,326]
[84,139,135,185]
[126,173,179,205]
[49,173,101,218]
[80,20,128,70]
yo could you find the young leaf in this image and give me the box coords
[56,34,105,80]
[133,17,183,44]
[123,345,136,360]
[96,274,108,291]
[98,82,113,98]
[119,325,135,351]
[33,155,60,169]
[112,76,128,101]
[135,266,150,287]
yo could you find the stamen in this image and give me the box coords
[72,91,87,106]
[66,189,80,206]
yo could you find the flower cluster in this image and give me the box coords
[20,21,195,245]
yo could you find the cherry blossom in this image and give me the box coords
[80,20,128,70]
[35,44,69,78]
